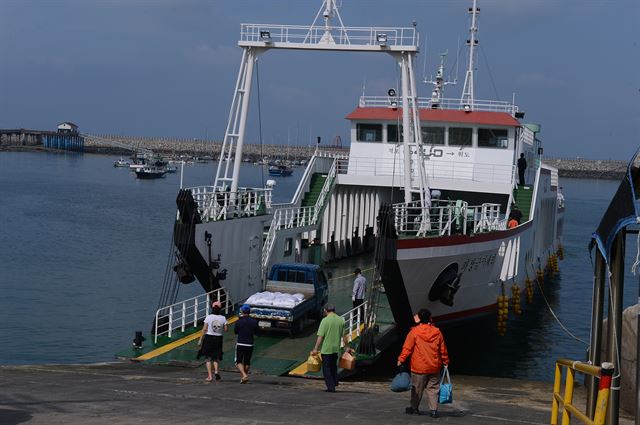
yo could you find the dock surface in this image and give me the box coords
[1,363,634,424]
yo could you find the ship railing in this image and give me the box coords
[291,155,317,205]
[312,158,338,223]
[467,203,506,233]
[358,96,518,114]
[240,23,417,49]
[393,200,464,237]
[346,156,514,185]
[153,287,232,344]
[336,158,349,174]
[261,205,317,273]
[341,302,368,346]
[551,359,613,425]
[188,186,273,222]
[393,200,507,237]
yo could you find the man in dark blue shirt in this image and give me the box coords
[234,304,259,383]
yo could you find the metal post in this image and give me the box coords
[607,231,625,425]
[181,302,186,332]
[400,53,412,204]
[587,248,606,415]
[230,48,257,196]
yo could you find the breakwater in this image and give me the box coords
[83,134,347,161]
[544,158,627,180]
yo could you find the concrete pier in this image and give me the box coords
[0,363,635,424]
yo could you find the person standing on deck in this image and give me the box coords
[509,204,523,224]
[352,268,366,311]
[197,301,228,382]
[517,153,527,186]
[311,304,352,392]
[234,304,259,384]
[397,309,449,418]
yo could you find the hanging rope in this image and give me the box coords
[529,262,588,346]
[479,46,500,101]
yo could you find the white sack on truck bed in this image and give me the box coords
[246,291,305,308]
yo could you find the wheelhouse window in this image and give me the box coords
[448,127,472,146]
[421,126,445,145]
[356,123,382,142]
[478,128,509,148]
[387,124,402,143]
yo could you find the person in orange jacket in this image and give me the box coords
[397,309,449,417]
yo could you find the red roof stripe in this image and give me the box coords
[346,107,520,127]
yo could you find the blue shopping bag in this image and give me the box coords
[390,371,412,392]
[438,366,453,404]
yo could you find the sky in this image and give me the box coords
[0,0,639,160]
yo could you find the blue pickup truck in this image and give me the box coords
[246,263,329,335]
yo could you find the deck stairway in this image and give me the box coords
[261,157,338,273]
[513,186,533,221]
[301,174,328,207]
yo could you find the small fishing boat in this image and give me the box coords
[268,164,294,177]
[135,166,166,179]
[113,158,130,168]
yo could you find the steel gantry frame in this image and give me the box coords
[212,0,428,210]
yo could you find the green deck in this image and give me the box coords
[117,254,395,378]
[513,185,534,221]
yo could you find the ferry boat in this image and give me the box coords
[169,0,564,340]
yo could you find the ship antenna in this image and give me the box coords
[306,0,348,44]
[424,51,456,109]
[460,0,479,110]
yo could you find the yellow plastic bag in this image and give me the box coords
[307,352,321,373]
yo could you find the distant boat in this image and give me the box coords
[113,158,130,168]
[166,166,178,174]
[268,164,293,177]
[135,166,166,179]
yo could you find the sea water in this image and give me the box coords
[0,151,637,381]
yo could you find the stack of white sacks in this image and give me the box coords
[246,291,305,308]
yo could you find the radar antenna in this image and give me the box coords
[460,0,479,110]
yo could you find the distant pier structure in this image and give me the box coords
[0,122,84,152]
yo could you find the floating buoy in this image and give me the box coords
[551,253,560,274]
[536,268,544,288]
[557,245,564,260]
[496,288,509,336]
[511,284,522,315]
[525,276,534,304]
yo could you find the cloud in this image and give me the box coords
[516,73,564,88]
[186,44,240,68]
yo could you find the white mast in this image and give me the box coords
[460,0,479,109]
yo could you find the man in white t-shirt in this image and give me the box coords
[198,301,228,381]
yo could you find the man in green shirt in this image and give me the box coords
[311,304,352,392]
